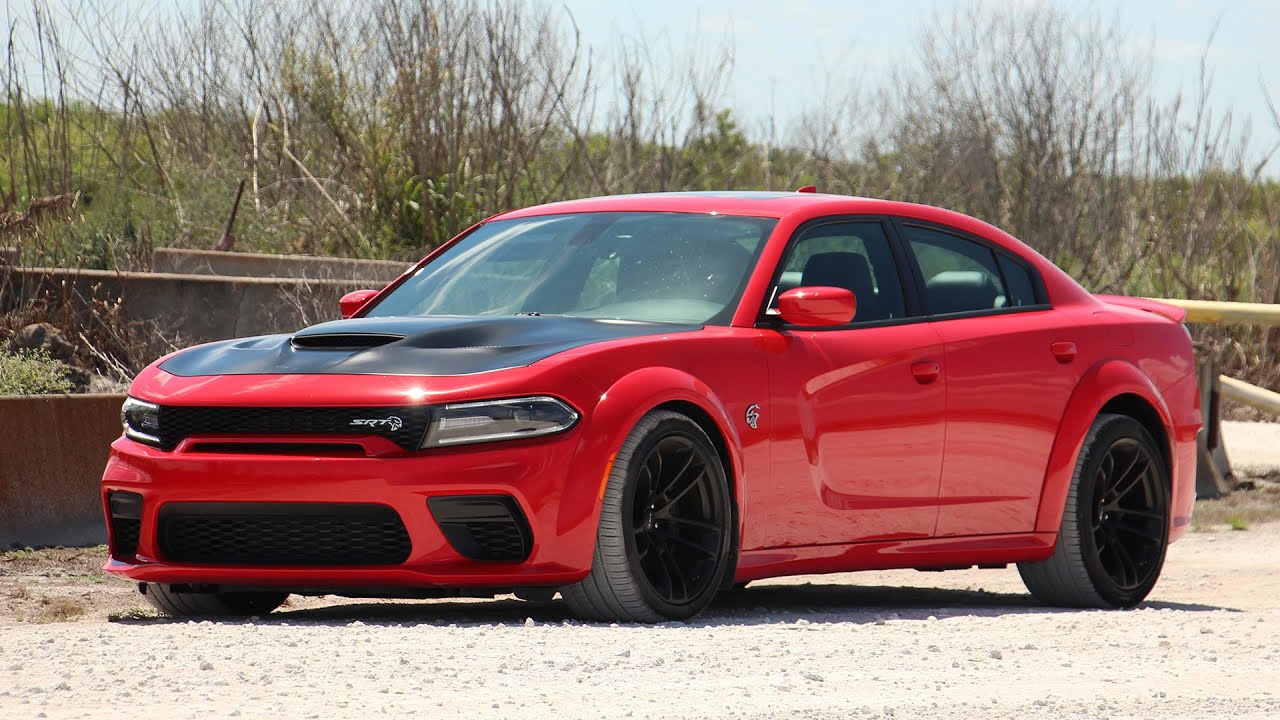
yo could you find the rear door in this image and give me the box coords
[753,219,947,548]
[897,221,1084,536]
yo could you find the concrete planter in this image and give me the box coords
[0,393,125,547]
[2,267,369,346]
[151,248,408,284]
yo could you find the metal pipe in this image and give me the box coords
[1218,375,1280,417]
[1147,298,1280,326]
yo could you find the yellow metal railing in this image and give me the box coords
[1147,297,1280,327]
[1146,297,1280,497]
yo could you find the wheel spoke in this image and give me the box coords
[668,533,718,558]
[1112,507,1163,522]
[654,446,697,500]
[1107,457,1149,505]
[1115,524,1162,544]
[649,547,673,596]
[668,516,720,533]
[655,470,707,514]
[661,548,688,601]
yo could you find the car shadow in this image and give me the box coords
[120,582,1237,627]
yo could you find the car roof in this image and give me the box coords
[496,191,1010,239]
[502,190,929,217]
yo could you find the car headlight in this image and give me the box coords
[121,396,162,446]
[420,396,579,448]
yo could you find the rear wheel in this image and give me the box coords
[141,583,289,618]
[562,410,734,622]
[1018,414,1170,608]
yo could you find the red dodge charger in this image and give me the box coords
[102,191,1200,622]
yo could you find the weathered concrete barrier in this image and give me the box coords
[0,394,125,547]
[152,248,408,284]
[1,267,372,346]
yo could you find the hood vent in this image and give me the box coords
[290,333,405,350]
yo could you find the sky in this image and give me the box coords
[556,0,1280,161]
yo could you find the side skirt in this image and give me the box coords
[734,532,1057,583]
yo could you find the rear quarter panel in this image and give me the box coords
[1034,305,1198,541]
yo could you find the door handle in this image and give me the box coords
[910,361,940,385]
[1051,341,1077,363]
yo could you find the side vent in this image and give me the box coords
[290,333,404,350]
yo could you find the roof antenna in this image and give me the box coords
[795,185,817,193]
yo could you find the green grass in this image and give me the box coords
[0,349,74,395]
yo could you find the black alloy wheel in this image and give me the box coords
[628,434,727,605]
[1019,413,1171,608]
[562,410,734,622]
[1089,437,1166,592]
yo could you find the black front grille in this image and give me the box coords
[153,405,432,451]
[157,502,412,566]
[428,496,532,562]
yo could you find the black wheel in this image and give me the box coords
[562,410,734,622]
[141,583,289,618]
[1018,414,1171,608]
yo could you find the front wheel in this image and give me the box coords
[141,583,289,618]
[562,410,734,622]
[1018,413,1171,608]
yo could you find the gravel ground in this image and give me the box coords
[1,422,1277,720]
[2,523,1278,720]
[1222,420,1280,476]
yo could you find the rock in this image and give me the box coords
[88,375,130,394]
[9,323,74,361]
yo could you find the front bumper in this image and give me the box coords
[100,430,602,589]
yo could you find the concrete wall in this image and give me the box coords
[2,267,372,346]
[0,394,125,547]
[152,248,408,284]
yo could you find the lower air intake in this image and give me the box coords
[107,491,143,558]
[157,502,411,566]
[427,495,532,563]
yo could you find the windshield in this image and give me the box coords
[366,212,776,325]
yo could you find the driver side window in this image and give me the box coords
[771,222,906,323]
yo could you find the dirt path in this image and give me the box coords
[3,522,1278,720]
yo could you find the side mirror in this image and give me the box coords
[339,289,379,319]
[777,286,857,326]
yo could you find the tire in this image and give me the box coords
[562,410,735,622]
[141,583,289,618]
[1018,413,1171,608]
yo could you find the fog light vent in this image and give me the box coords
[427,496,532,563]
[107,491,143,558]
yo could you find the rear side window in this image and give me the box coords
[771,222,906,323]
[996,254,1039,307]
[903,225,1036,315]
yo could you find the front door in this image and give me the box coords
[752,220,946,548]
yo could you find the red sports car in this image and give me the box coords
[102,191,1199,622]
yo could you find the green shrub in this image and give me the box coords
[0,349,75,395]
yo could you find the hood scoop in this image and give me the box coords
[161,315,702,377]
[290,332,405,350]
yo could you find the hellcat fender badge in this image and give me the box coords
[745,404,760,430]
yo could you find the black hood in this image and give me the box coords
[159,315,700,377]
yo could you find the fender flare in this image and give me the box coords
[560,366,745,553]
[1033,359,1175,534]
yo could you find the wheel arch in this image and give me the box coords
[1034,360,1176,535]
[569,366,746,548]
